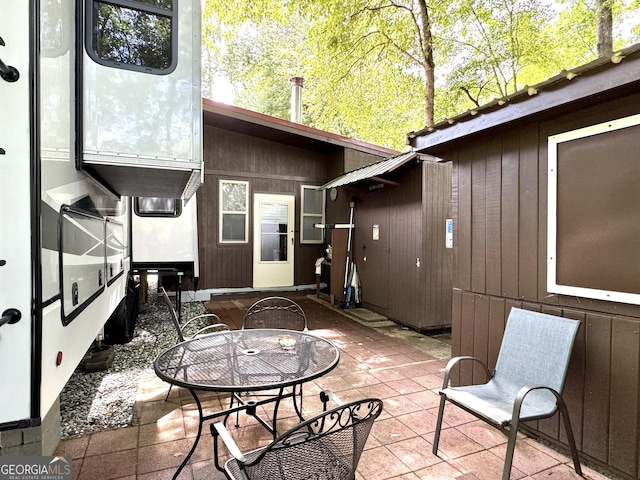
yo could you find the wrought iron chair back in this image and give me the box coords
[213,394,383,480]
[242,296,308,331]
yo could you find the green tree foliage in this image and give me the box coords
[434,0,562,118]
[301,0,435,146]
[202,0,639,149]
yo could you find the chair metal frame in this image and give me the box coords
[212,391,383,479]
[242,296,308,331]
[232,296,308,428]
[432,308,583,480]
[159,286,230,342]
[159,286,230,400]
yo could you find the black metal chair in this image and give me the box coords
[432,308,582,480]
[160,286,230,342]
[212,391,383,479]
[159,286,230,399]
[242,296,308,331]
[232,296,309,427]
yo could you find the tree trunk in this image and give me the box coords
[596,0,613,57]
[417,0,435,127]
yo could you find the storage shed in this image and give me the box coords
[409,44,640,479]
[322,151,452,331]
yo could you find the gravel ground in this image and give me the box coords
[59,285,206,438]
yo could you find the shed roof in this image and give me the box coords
[203,99,398,157]
[320,150,422,189]
[409,43,640,157]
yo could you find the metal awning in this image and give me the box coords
[320,151,419,189]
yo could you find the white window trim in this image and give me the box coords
[219,179,249,244]
[547,113,640,305]
[300,185,325,244]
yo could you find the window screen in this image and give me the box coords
[300,186,324,243]
[547,113,640,305]
[220,180,248,243]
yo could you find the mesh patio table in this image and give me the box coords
[154,328,340,479]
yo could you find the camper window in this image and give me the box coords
[301,185,325,244]
[135,197,182,217]
[85,0,177,74]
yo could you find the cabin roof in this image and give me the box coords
[203,99,398,157]
[409,43,640,157]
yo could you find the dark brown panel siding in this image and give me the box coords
[447,94,640,479]
[583,313,611,463]
[423,161,453,329]
[353,161,451,330]
[355,188,391,311]
[609,318,639,476]
[198,125,333,290]
[389,167,422,323]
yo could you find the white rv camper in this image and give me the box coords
[0,0,202,454]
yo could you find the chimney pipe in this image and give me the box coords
[289,76,304,123]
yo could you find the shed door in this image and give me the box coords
[253,194,295,288]
[355,195,390,310]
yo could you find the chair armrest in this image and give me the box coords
[442,356,492,390]
[510,384,561,425]
[319,390,344,410]
[193,323,231,337]
[182,314,230,337]
[211,421,247,463]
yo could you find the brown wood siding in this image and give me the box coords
[518,128,539,301]
[343,149,386,173]
[198,126,332,289]
[485,137,502,296]
[351,160,451,330]
[609,318,639,476]
[447,94,640,479]
[422,161,453,329]
[355,187,390,312]
[457,151,472,293]
[388,164,423,326]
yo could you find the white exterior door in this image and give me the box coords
[0,0,34,424]
[253,194,295,288]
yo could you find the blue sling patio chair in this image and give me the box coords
[432,307,582,480]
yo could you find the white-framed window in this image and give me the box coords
[300,185,325,244]
[220,180,249,243]
[547,113,640,305]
